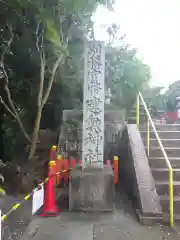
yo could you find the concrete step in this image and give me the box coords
[130,111,151,118]
[155,181,180,196]
[143,138,180,148]
[155,124,180,131]
[160,195,180,213]
[151,168,180,181]
[163,213,180,223]
[140,124,180,131]
[148,157,180,168]
[140,131,180,139]
[128,115,147,122]
[130,105,151,111]
[127,118,136,124]
[147,147,180,158]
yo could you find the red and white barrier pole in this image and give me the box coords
[114,156,118,185]
[56,154,62,185]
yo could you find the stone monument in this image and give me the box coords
[82,40,105,168]
[69,41,115,211]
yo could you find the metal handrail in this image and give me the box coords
[136,92,174,227]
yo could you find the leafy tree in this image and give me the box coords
[143,81,180,113]
[104,24,151,112]
[0,1,151,161]
[164,80,180,111]
[142,86,166,112]
[0,0,115,160]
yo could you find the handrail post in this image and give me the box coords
[138,92,174,227]
[169,168,174,227]
[114,156,118,185]
[136,94,140,127]
[147,118,150,156]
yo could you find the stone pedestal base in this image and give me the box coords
[69,164,115,212]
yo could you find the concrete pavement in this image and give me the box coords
[2,195,32,240]
[21,211,180,240]
[21,191,180,240]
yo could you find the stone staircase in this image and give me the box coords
[127,102,153,124]
[127,99,180,222]
[140,123,180,221]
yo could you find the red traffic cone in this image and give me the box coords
[71,158,75,168]
[49,145,57,160]
[78,159,82,166]
[41,160,60,217]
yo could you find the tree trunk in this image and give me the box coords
[28,106,43,160]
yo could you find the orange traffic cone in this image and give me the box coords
[114,156,118,185]
[41,160,60,217]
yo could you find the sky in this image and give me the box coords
[93,0,180,88]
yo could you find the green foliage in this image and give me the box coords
[103,23,151,112]
[141,80,180,113]
[0,0,114,158]
[0,0,151,159]
[164,80,180,111]
[142,86,166,111]
[105,44,151,111]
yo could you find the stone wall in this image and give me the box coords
[118,124,162,223]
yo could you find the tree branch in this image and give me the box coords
[38,55,45,106]
[42,56,62,106]
[0,96,16,118]
[0,23,14,64]
[36,24,46,107]
[0,24,31,143]
[4,83,31,143]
